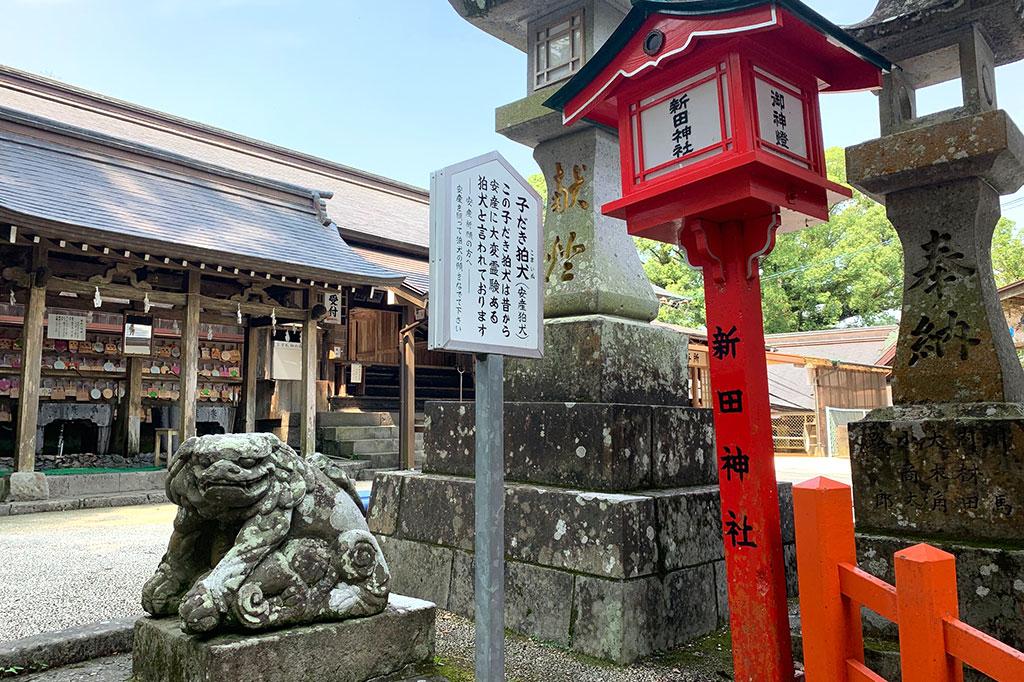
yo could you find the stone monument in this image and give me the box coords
[844,0,1024,671]
[132,433,436,682]
[366,0,795,664]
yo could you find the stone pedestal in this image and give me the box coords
[369,317,797,663]
[4,471,48,501]
[850,404,1024,651]
[131,595,436,682]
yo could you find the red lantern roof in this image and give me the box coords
[545,0,891,129]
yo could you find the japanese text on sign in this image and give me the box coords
[429,152,544,358]
[754,72,808,162]
[47,313,87,341]
[638,73,723,175]
[712,324,760,550]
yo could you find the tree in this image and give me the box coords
[639,147,1024,333]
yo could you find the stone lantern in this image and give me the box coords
[543,2,888,679]
[844,0,1024,670]
[368,0,802,666]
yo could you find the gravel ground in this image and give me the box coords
[0,504,175,641]
[14,611,733,682]
[432,611,732,682]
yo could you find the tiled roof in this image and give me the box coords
[352,246,429,295]
[0,65,431,253]
[765,326,898,365]
[0,108,404,288]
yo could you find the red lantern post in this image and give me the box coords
[545,2,890,679]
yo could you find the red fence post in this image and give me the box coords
[894,544,964,682]
[794,477,865,681]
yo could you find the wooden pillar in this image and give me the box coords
[15,249,47,472]
[399,304,416,470]
[299,302,318,457]
[179,271,200,445]
[244,325,259,433]
[126,356,143,455]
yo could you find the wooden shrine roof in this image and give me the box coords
[0,107,404,290]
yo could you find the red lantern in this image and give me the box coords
[546,3,889,681]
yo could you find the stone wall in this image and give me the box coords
[0,452,156,471]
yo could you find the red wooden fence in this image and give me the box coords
[793,477,1024,681]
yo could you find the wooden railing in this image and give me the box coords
[793,477,1024,681]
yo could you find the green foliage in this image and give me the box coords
[638,147,1024,333]
[992,218,1024,287]
[527,172,547,204]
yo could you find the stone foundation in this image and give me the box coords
[368,317,797,663]
[370,466,797,663]
[132,595,436,682]
[850,405,1024,652]
[0,452,157,471]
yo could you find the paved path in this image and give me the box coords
[0,504,175,642]
[774,456,852,486]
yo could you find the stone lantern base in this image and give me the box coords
[850,404,1024,663]
[368,316,797,663]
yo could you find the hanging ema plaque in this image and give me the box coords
[428,151,544,358]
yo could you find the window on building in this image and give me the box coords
[534,10,584,89]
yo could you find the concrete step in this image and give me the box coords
[318,411,395,428]
[324,458,371,478]
[319,425,399,442]
[353,450,402,469]
[357,466,399,481]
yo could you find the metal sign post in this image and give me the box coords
[428,151,543,680]
[474,353,504,679]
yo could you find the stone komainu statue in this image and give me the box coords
[141,433,390,634]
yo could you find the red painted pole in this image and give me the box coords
[682,212,794,682]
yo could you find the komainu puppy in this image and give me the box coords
[141,433,389,634]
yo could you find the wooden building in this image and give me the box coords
[765,327,895,456]
[0,65,478,474]
[0,66,470,412]
[0,106,405,486]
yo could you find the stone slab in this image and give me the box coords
[132,595,436,682]
[0,618,134,674]
[376,473,795,581]
[448,551,575,646]
[856,533,1024,651]
[385,473,658,579]
[423,400,714,490]
[850,405,1024,542]
[847,110,1024,198]
[376,536,454,611]
[571,564,719,664]
[119,470,167,492]
[505,315,689,405]
[6,472,49,501]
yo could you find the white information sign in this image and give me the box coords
[754,73,808,163]
[271,340,302,381]
[639,75,723,174]
[47,313,87,341]
[322,291,343,325]
[429,151,544,358]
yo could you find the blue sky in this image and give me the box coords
[1,0,1023,220]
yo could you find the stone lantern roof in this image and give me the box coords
[447,0,632,50]
[849,0,1024,68]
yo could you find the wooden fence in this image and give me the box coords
[793,477,1024,681]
